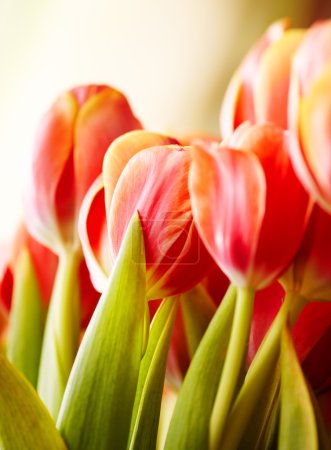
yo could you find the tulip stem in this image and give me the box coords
[37,249,81,420]
[209,286,255,450]
[220,291,307,450]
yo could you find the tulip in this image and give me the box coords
[79,130,213,300]
[220,19,304,137]
[190,123,310,290]
[0,225,99,385]
[189,122,311,448]
[23,84,141,417]
[0,226,56,386]
[24,84,142,252]
[289,20,331,213]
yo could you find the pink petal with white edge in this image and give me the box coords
[79,175,109,293]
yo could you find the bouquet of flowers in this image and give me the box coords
[0,18,331,450]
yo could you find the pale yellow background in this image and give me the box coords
[0,0,328,240]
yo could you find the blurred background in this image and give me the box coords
[0,0,330,241]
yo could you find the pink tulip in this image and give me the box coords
[79,130,213,299]
[24,85,141,253]
[221,19,304,137]
[189,123,311,289]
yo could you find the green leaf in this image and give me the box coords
[7,247,46,387]
[37,249,81,419]
[180,285,216,358]
[128,297,178,450]
[57,212,146,450]
[164,285,236,450]
[278,325,318,450]
[0,352,66,450]
[307,382,331,450]
[236,366,280,450]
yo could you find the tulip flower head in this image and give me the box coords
[189,123,311,289]
[79,130,212,299]
[221,19,304,137]
[24,85,142,254]
[289,20,331,212]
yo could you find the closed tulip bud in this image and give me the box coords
[24,85,142,253]
[221,19,304,137]
[79,130,212,299]
[189,123,311,290]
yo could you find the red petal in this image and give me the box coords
[189,142,266,287]
[79,175,109,293]
[74,87,142,206]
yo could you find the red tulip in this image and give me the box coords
[0,225,98,329]
[221,19,303,137]
[289,20,331,212]
[189,123,311,290]
[79,130,213,299]
[24,85,142,253]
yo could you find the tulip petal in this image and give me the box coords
[108,145,208,299]
[235,124,311,287]
[103,130,177,214]
[78,175,109,293]
[299,66,331,211]
[24,93,78,251]
[189,143,266,287]
[220,19,288,137]
[74,88,142,206]
[254,30,304,128]
[293,21,331,97]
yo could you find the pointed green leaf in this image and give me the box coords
[279,325,318,450]
[164,285,236,450]
[233,366,280,450]
[180,285,216,358]
[57,213,146,450]
[37,249,81,419]
[7,247,46,387]
[129,297,178,450]
[0,352,66,450]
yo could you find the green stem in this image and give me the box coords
[37,249,81,419]
[220,291,307,450]
[7,248,46,387]
[209,286,255,450]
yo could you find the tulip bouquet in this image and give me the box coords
[1,17,331,450]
